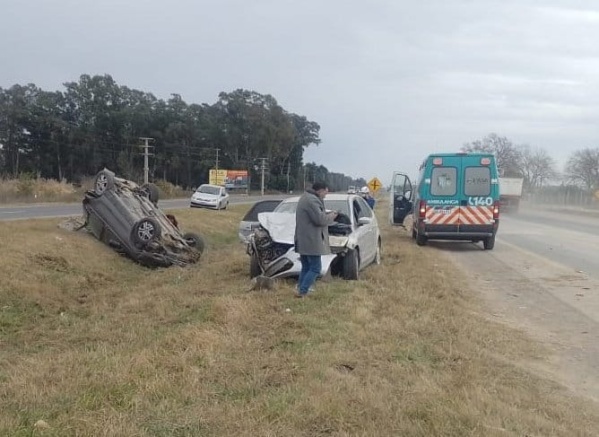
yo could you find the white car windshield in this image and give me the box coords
[274,199,350,217]
[197,186,220,195]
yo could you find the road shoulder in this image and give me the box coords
[446,239,599,402]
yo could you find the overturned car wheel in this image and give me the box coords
[132,218,161,246]
[183,232,205,255]
[342,248,359,280]
[94,170,115,196]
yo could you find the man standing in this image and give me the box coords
[294,181,338,298]
[359,186,376,209]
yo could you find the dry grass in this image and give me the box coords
[0,177,193,204]
[1,202,598,436]
[0,177,81,204]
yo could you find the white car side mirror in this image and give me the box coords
[358,217,372,226]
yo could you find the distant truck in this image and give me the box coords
[499,177,524,212]
[347,185,357,194]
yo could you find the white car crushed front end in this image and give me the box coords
[247,212,353,279]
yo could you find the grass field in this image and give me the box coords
[1,202,598,436]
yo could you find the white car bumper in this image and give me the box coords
[259,247,338,279]
[190,200,219,208]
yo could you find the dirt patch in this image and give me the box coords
[58,216,86,232]
[31,253,71,272]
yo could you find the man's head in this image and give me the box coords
[312,181,329,199]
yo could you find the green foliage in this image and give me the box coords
[0,76,363,191]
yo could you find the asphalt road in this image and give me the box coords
[0,195,286,221]
[433,207,599,401]
[488,209,599,281]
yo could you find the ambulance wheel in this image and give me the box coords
[416,231,427,246]
[483,235,496,250]
[412,226,417,240]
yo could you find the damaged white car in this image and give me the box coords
[246,194,381,280]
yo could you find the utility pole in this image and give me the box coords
[303,166,306,191]
[200,147,221,171]
[286,160,291,193]
[259,157,268,196]
[139,137,154,184]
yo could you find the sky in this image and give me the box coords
[2,0,599,184]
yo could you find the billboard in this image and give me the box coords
[209,169,248,189]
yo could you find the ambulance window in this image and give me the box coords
[430,167,457,196]
[464,167,491,196]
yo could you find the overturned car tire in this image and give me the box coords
[183,232,205,255]
[94,170,115,196]
[132,218,161,246]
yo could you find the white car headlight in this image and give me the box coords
[329,236,349,247]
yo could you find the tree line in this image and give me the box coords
[462,133,599,193]
[0,74,364,192]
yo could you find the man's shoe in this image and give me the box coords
[296,286,315,293]
[294,292,308,298]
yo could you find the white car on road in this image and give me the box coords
[190,184,229,210]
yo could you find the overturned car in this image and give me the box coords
[83,169,205,268]
[246,194,382,280]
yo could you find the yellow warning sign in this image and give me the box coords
[367,177,383,193]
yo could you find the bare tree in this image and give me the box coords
[517,145,557,191]
[566,148,599,191]
[462,133,522,176]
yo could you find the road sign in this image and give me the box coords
[367,177,383,193]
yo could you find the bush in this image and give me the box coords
[37,179,76,197]
[153,179,189,199]
[16,173,36,196]
[0,175,79,203]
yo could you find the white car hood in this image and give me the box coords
[257,212,352,248]
[258,213,296,244]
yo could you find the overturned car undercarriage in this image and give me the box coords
[82,169,205,268]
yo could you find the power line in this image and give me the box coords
[198,147,221,171]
